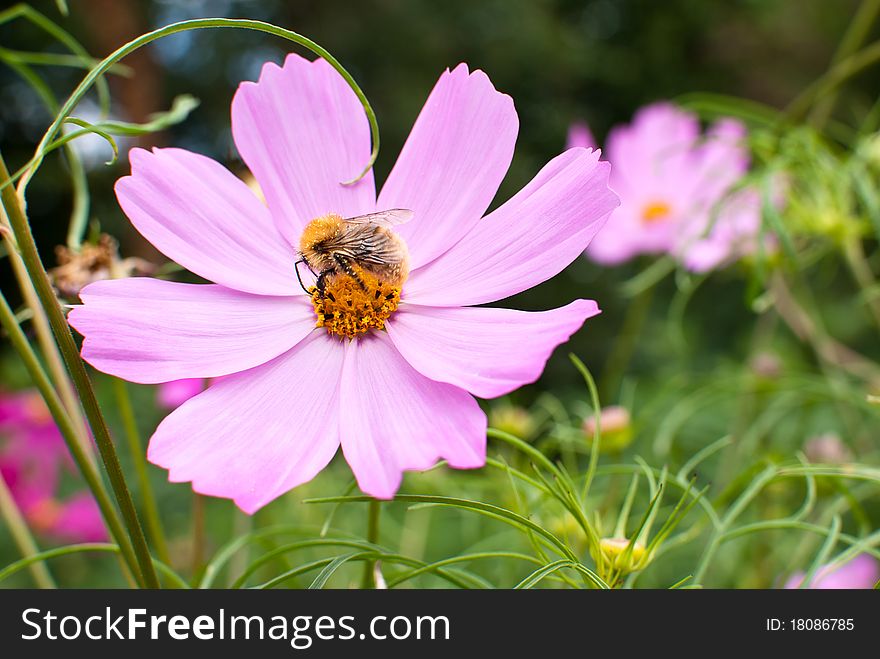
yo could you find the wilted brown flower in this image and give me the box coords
[50,234,154,299]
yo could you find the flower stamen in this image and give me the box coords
[641,200,672,224]
[310,271,401,339]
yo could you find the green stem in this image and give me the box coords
[113,378,171,566]
[0,471,56,588]
[360,500,381,588]
[0,151,158,588]
[0,3,112,115]
[17,17,379,199]
[191,494,205,577]
[1,233,92,463]
[842,235,880,332]
[599,283,655,401]
[785,39,880,123]
[809,0,880,128]
[0,286,139,582]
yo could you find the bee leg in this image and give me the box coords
[294,259,311,294]
[315,268,338,302]
[333,254,368,291]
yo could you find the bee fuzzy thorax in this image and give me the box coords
[299,213,345,272]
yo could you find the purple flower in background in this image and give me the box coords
[0,391,106,542]
[69,55,619,512]
[568,103,763,271]
[784,554,879,589]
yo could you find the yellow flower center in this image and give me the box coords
[641,200,672,224]
[310,270,401,339]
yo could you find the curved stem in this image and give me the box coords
[785,39,880,123]
[0,151,158,588]
[809,0,880,128]
[0,471,56,588]
[17,17,379,198]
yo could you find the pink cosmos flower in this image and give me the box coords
[566,121,597,152]
[0,390,107,542]
[157,379,205,409]
[68,55,618,512]
[568,103,761,271]
[784,554,879,589]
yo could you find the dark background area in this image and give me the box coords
[0,0,867,392]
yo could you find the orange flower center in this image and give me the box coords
[641,200,672,224]
[310,271,401,340]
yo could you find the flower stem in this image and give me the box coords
[1,232,94,468]
[191,493,205,577]
[14,17,380,199]
[785,38,880,124]
[113,378,171,566]
[599,282,655,402]
[809,0,880,128]
[0,471,56,588]
[360,499,381,588]
[842,235,880,333]
[0,150,159,588]
[0,287,138,583]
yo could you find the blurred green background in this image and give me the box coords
[1,0,869,389]
[1,0,878,588]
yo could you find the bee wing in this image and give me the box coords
[342,208,414,227]
[323,223,407,267]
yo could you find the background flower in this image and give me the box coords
[784,554,879,589]
[0,391,106,543]
[572,103,762,270]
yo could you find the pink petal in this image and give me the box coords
[404,148,618,306]
[157,379,206,409]
[52,493,108,543]
[566,121,597,150]
[784,555,879,589]
[386,300,599,398]
[69,278,315,384]
[231,54,376,246]
[148,332,343,513]
[117,147,296,296]
[378,64,518,269]
[605,102,699,196]
[339,333,486,499]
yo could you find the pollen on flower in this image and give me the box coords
[310,271,401,339]
[641,200,672,224]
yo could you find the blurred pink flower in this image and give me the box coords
[572,103,761,270]
[784,554,879,589]
[157,379,205,409]
[68,56,619,512]
[566,121,597,151]
[0,390,106,542]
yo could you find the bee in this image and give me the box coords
[296,209,413,296]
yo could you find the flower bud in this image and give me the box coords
[592,536,648,575]
[804,433,852,464]
[489,403,536,439]
[583,406,633,453]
